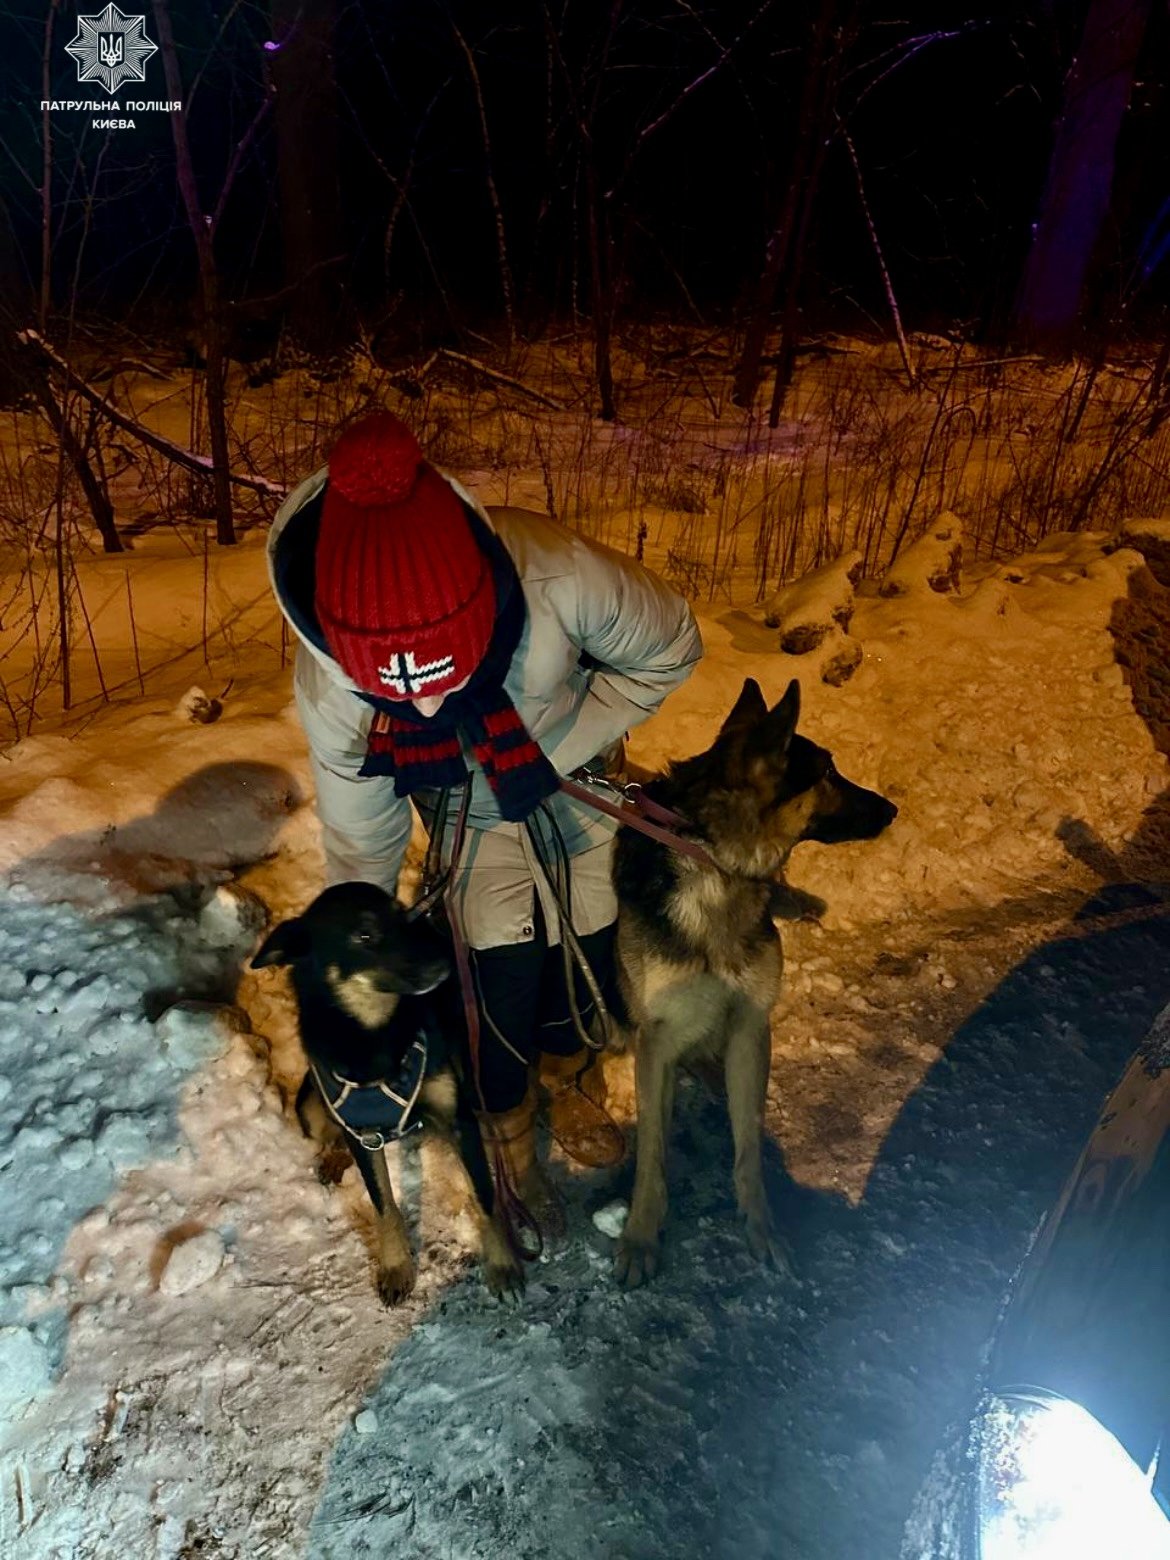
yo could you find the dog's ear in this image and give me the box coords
[250,918,309,969]
[767,679,800,753]
[718,678,768,742]
[742,679,801,767]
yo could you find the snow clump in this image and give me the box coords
[175,686,223,724]
[158,1228,225,1296]
[880,514,964,597]
[764,549,863,650]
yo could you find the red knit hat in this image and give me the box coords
[314,413,495,698]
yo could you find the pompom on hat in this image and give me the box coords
[314,412,496,698]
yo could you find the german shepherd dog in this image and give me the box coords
[251,883,523,1305]
[613,678,897,1287]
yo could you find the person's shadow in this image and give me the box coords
[7,759,300,905]
[0,761,300,1353]
[6,758,301,1004]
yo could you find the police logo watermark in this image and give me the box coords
[65,5,158,97]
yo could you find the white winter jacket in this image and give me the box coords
[267,465,702,948]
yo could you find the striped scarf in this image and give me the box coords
[356,515,560,823]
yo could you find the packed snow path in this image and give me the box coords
[2,522,1169,1558]
[5,878,1168,1559]
[304,888,1170,1560]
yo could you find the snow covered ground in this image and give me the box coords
[1,492,1169,1559]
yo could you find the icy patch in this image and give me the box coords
[0,1326,52,1416]
[155,1002,246,1068]
[0,890,243,1334]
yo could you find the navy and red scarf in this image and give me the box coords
[354,511,560,823]
[273,488,560,822]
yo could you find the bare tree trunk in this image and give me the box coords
[28,370,122,552]
[585,156,616,421]
[586,2,624,422]
[766,128,832,425]
[270,0,350,357]
[734,0,850,409]
[451,21,514,341]
[1013,0,1153,347]
[53,458,70,712]
[40,0,60,330]
[152,0,236,546]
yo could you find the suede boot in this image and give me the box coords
[539,1047,626,1169]
[477,1084,566,1241]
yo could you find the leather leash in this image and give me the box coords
[443,784,543,1262]
[559,772,716,867]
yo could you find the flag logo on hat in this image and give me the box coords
[377,650,457,696]
[314,412,496,699]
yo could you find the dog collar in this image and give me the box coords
[310,1033,429,1151]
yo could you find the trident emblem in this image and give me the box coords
[65,6,159,97]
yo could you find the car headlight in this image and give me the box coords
[977,1391,1170,1559]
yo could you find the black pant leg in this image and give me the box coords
[468,921,548,1113]
[535,921,619,1058]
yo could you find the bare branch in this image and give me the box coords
[417,348,567,409]
[18,330,288,498]
[211,83,276,237]
[450,21,514,336]
[609,0,778,195]
[839,123,915,388]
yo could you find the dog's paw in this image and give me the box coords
[376,1259,417,1307]
[743,1216,795,1277]
[315,1148,350,1186]
[614,1234,660,1289]
[484,1258,525,1305]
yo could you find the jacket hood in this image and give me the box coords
[266,462,500,690]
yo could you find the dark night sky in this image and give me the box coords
[1,1,1168,344]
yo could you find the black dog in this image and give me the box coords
[251,882,523,1305]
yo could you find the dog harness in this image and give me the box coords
[309,1034,429,1152]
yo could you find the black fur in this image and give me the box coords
[251,882,517,1302]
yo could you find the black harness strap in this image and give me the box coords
[309,1034,429,1152]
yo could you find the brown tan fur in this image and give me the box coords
[296,1056,521,1304]
[613,677,897,1287]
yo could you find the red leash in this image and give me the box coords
[558,774,716,866]
[443,786,543,1262]
[435,768,711,1265]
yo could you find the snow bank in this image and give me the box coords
[632,527,1167,933]
[763,549,862,649]
[0,505,1168,1559]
